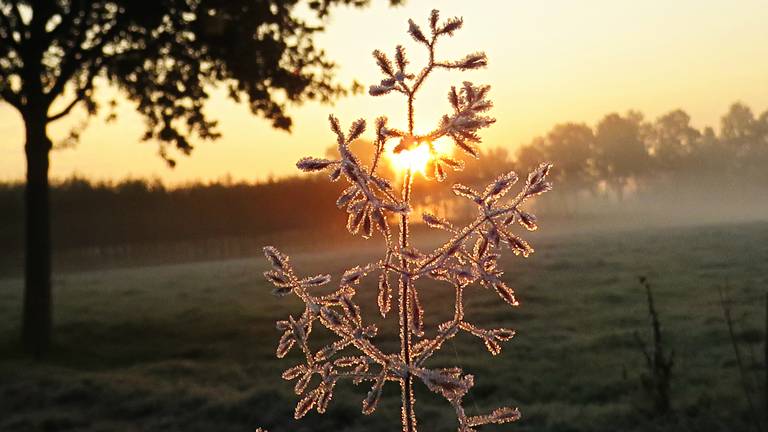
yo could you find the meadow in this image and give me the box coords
[1,221,767,432]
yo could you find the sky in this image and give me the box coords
[1,0,767,185]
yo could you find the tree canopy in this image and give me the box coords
[514,103,768,199]
[0,0,400,163]
[0,0,401,356]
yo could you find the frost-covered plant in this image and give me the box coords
[262,10,553,432]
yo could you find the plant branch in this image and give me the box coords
[398,168,417,432]
[264,10,553,430]
[720,285,763,432]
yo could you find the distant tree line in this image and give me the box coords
[410,102,768,217]
[0,176,346,253]
[0,102,766,255]
[513,103,768,201]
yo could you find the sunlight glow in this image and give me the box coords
[387,141,431,174]
[385,137,453,175]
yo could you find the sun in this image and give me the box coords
[385,137,453,176]
[387,141,431,174]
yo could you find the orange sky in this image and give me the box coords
[1,0,768,185]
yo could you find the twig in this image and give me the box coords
[719,285,763,432]
[633,276,674,415]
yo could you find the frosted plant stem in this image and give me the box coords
[266,11,554,430]
[399,168,417,432]
[407,95,415,135]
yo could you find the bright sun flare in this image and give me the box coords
[385,137,453,175]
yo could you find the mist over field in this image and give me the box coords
[1,176,766,276]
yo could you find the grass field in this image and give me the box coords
[1,221,767,432]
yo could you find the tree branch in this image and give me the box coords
[41,2,80,47]
[9,0,25,32]
[0,6,21,51]
[47,55,102,122]
[46,4,118,102]
[47,93,80,122]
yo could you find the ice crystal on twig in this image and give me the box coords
[262,10,554,432]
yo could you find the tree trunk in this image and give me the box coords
[615,178,626,202]
[21,110,53,357]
